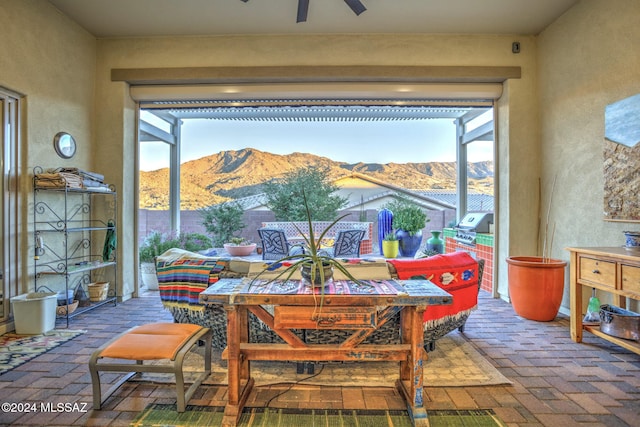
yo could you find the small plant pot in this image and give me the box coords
[382,240,399,258]
[300,263,333,286]
[224,243,257,257]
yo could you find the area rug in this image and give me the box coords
[131,404,506,427]
[0,329,85,375]
[133,334,512,387]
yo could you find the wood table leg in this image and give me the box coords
[222,305,253,426]
[397,306,429,426]
[569,251,583,343]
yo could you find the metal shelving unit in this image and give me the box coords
[33,166,117,327]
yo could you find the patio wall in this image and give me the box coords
[138,208,455,255]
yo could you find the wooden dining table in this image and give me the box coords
[199,277,452,426]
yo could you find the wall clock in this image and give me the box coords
[53,132,77,159]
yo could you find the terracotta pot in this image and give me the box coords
[506,256,567,321]
[224,243,257,256]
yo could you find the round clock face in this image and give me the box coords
[53,132,77,159]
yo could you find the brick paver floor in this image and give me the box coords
[0,290,638,426]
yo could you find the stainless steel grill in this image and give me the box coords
[453,212,494,246]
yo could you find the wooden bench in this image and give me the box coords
[89,323,211,412]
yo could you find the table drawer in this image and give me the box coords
[621,264,640,296]
[579,256,616,288]
[274,306,377,329]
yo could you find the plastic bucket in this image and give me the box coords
[10,292,57,334]
[57,290,74,306]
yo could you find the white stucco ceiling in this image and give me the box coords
[48,0,579,38]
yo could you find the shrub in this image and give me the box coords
[384,196,429,236]
[139,230,212,263]
[262,166,347,221]
[200,201,246,247]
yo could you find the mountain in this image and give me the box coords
[139,148,494,210]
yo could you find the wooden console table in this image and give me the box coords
[567,247,640,355]
[199,278,452,426]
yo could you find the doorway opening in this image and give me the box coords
[137,98,496,290]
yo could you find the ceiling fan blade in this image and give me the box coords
[344,0,367,16]
[297,0,310,23]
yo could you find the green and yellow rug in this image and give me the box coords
[132,404,506,427]
[0,329,85,375]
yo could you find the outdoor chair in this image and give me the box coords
[258,228,299,260]
[326,229,366,258]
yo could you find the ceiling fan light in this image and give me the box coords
[344,0,367,16]
[297,0,310,23]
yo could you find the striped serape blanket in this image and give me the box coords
[157,258,228,310]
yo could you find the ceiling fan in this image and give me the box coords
[240,0,367,23]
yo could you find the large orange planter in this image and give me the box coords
[506,256,567,321]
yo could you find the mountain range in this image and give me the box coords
[139,148,494,210]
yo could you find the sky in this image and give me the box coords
[139,115,494,172]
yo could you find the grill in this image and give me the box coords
[454,212,494,246]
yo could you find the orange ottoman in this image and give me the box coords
[89,323,211,412]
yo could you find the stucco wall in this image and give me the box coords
[0,0,95,170]
[0,0,96,295]
[12,1,637,312]
[538,0,640,311]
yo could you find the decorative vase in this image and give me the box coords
[506,256,567,321]
[623,230,640,251]
[382,240,399,258]
[377,209,394,255]
[300,263,333,286]
[426,230,444,254]
[396,229,423,258]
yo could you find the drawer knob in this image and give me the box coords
[592,269,600,274]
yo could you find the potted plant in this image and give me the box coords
[223,237,257,257]
[417,247,440,259]
[506,176,566,321]
[139,231,213,290]
[381,231,399,258]
[252,191,364,314]
[384,197,429,258]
